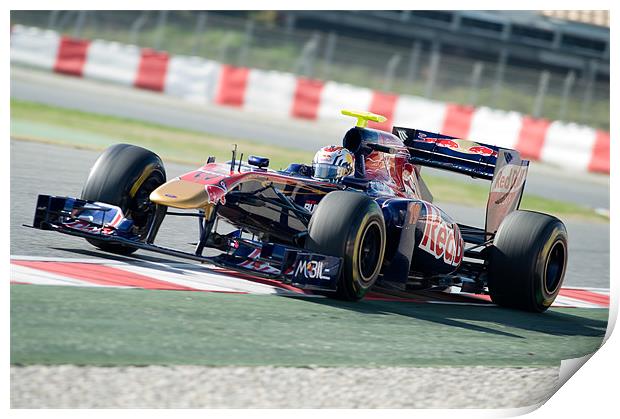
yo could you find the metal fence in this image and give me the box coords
[11,10,610,129]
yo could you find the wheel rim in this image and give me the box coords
[357,221,382,283]
[127,172,164,239]
[544,240,566,294]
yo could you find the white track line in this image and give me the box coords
[11,264,129,289]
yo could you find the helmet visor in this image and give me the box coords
[313,163,344,181]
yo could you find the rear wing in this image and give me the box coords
[393,127,501,180]
[393,127,529,234]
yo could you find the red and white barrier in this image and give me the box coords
[393,96,447,133]
[542,122,599,173]
[54,36,90,76]
[291,78,324,120]
[368,91,399,132]
[514,116,551,160]
[134,49,169,92]
[10,25,609,174]
[10,26,60,70]
[317,81,374,129]
[83,40,141,86]
[469,107,523,150]
[215,64,250,107]
[588,131,610,173]
[441,104,476,139]
[244,69,297,118]
[164,56,221,104]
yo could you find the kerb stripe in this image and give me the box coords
[558,288,609,306]
[12,260,197,291]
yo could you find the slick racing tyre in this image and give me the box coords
[306,191,386,301]
[487,210,568,312]
[81,143,166,255]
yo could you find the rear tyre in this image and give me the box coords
[306,191,386,301]
[487,210,568,312]
[81,143,166,255]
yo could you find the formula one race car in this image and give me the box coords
[28,110,568,312]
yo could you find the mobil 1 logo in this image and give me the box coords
[291,253,341,290]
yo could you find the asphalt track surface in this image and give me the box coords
[10,139,609,288]
[11,66,610,210]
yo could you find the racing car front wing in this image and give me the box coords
[27,195,343,291]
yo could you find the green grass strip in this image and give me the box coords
[11,284,607,367]
[423,176,606,221]
[10,99,313,170]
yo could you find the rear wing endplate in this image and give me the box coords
[485,150,529,234]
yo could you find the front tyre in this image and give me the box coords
[488,210,568,312]
[306,191,386,301]
[81,143,166,255]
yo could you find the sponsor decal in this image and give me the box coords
[415,134,460,149]
[236,248,280,274]
[397,129,408,142]
[294,259,332,280]
[413,132,498,157]
[303,199,318,213]
[468,145,498,157]
[164,193,177,198]
[204,183,227,205]
[64,219,98,232]
[322,145,343,153]
[64,202,127,235]
[418,203,463,267]
[491,164,527,194]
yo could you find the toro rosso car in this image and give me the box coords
[28,110,568,312]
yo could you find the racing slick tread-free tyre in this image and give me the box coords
[487,210,568,313]
[81,143,166,255]
[306,191,386,301]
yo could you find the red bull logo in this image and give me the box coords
[419,203,463,267]
[205,184,227,205]
[491,164,528,194]
[415,133,498,158]
[322,145,343,152]
[468,145,498,157]
[416,136,460,149]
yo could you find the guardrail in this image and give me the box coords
[10,25,609,174]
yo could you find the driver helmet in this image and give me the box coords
[312,145,355,182]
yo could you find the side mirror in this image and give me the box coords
[248,155,269,169]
